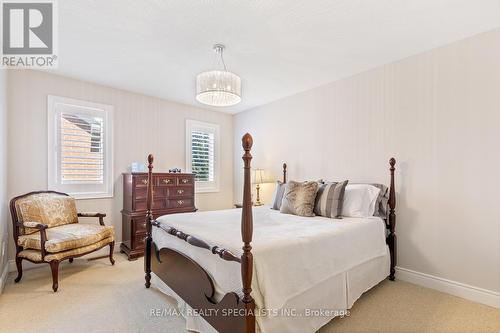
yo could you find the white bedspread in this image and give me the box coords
[154,206,387,312]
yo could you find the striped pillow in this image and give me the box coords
[314,180,349,218]
[271,181,286,210]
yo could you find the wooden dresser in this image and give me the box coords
[120,172,196,260]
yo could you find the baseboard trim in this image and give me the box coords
[396,266,500,309]
[0,262,8,294]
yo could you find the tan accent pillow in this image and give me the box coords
[280,181,319,217]
[15,193,78,234]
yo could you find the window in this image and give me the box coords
[186,119,220,193]
[48,96,113,199]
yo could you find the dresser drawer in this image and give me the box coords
[134,175,150,188]
[152,187,168,198]
[177,176,194,186]
[134,198,167,211]
[155,175,176,186]
[133,218,147,234]
[167,186,193,198]
[134,233,146,250]
[134,187,170,200]
[134,187,148,200]
[168,198,194,209]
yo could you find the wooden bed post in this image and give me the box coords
[241,134,256,333]
[282,163,287,183]
[144,154,154,288]
[388,158,397,281]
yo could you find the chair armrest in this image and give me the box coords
[78,212,106,226]
[16,221,48,261]
[16,221,49,229]
[78,212,106,218]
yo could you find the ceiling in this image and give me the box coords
[52,0,500,114]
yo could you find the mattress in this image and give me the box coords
[152,205,390,332]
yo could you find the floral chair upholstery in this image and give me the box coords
[10,191,115,292]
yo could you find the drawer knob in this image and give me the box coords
[162,179,172,184]
[177,200,184,205]
[141,179,148,185]
[181,179,189,184]
[177,189,184,194]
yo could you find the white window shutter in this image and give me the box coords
[59,113,105,184]
[48,96,114,199]
[191,130,214,182]
[186,120,220,193]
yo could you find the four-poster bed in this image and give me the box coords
[144,133,397,333]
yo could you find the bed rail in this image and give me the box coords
[153,221,241,263]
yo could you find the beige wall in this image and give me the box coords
[234,29,500,293]
[0,70,8,281]
[7,70,234,260]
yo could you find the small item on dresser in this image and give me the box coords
[169,168,182,173]
[280,180,319,217]
[131,162,147,172]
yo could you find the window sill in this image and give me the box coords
[195,188,220,194]
[69,193,114,200]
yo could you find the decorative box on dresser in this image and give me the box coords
[121,172,196,260]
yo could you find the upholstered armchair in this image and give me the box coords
[10,191,115,292]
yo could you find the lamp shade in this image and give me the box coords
[252,169,265,184]
[196,70,241,107]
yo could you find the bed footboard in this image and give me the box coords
[150,241,247,332]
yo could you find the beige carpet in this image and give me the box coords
[0,255,498,333]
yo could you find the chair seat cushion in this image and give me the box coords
[18,236,114,262]
[18,223,115,253]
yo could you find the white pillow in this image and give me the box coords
[341,184,381,217]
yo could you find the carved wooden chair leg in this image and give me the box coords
[14,256,23,283]
[69,258,73,263]
[49,260,60,292]
[109,241,115,265]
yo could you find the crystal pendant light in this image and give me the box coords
[196,44,242,107]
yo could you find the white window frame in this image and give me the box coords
[185,119,220,193]
[48,95,114,199]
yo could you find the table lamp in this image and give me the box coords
[252,168,265,206]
